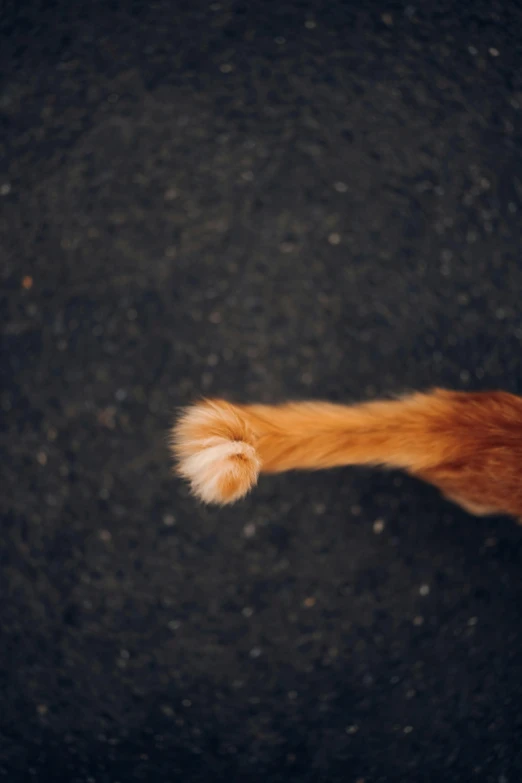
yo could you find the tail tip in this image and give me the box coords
[181,439,260,504]
[171,401,260,505]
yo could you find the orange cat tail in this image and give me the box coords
[173,391,522,517]
[171,393,450,505]
[171,400,262,504]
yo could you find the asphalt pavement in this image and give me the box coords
[2,1,522,780]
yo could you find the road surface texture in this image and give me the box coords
[2,1,522,781]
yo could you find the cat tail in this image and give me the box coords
[171,392,460,505]
[171,399,262,505]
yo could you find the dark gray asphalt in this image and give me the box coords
[2,1,522,780]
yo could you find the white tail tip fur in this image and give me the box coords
[171,401,261,504]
